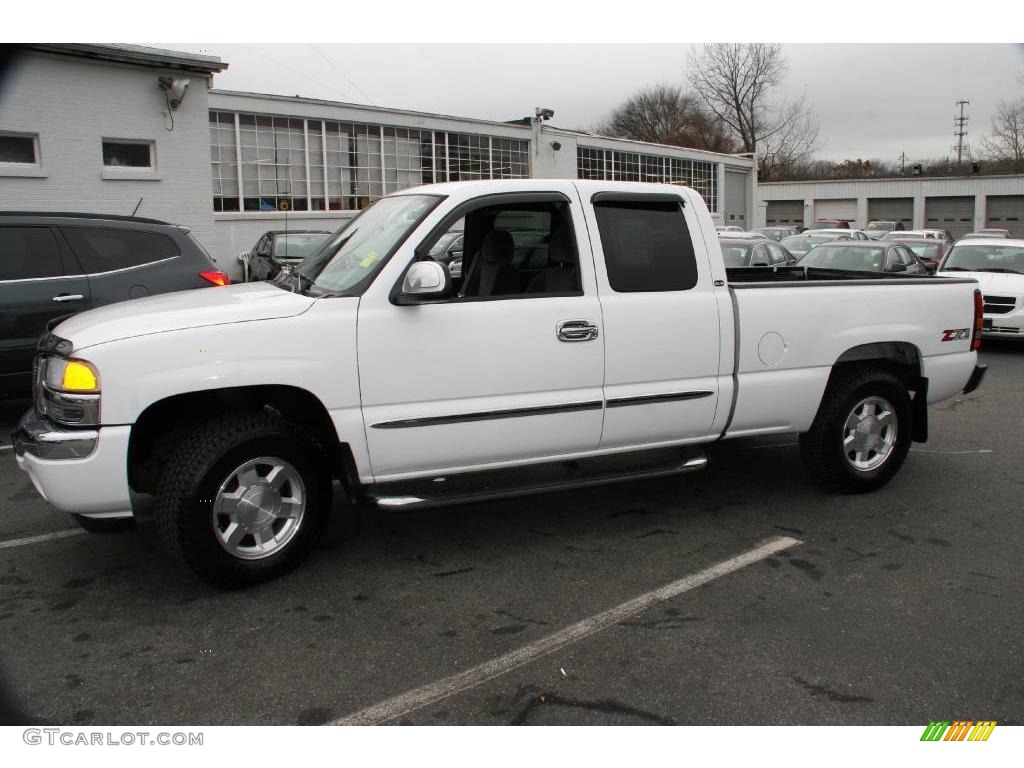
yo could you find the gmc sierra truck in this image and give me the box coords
[14,180,987,588]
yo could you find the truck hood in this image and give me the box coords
[56,282,317,352]
[939,270,1024,294]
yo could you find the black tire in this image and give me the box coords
[72,514,136,533]
[154,412,331,589]
[799,366,912,493]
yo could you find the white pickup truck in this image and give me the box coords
[14,180,987,588]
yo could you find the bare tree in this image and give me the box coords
[687,43,820,178]
[595,83,737,153]
[757,96,821,179]
[981,96,1024,172]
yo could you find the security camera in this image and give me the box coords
[550,141,562,151]
[535,107,555,121]
[158,76,191,110]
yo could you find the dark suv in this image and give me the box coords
[0,212,228,393]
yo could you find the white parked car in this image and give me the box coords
[14,180,986,588]
[716,225,744,233]
[815,228,870,241]
[938,238,1024,340]
[717,230,769,239]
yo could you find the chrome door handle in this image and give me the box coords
[557,319,599,342]
[52,294,84,302]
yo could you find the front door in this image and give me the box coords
[357,192,605,480]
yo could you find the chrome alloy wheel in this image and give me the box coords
[212,457,306,560]
[842,396,898,472]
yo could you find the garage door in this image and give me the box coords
[926,196,975,239]
[985,195,1024,236]
[813,199,857,224]
[868,198,913,228]
[766,200,803,226]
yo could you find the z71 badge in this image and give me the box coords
[942,328,970,342]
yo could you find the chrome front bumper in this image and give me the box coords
[13,410,98,460]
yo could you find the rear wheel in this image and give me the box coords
[799,367,912,493]
[154,412,331,589]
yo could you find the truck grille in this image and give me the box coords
[983,295,1016,314]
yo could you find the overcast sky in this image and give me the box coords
[172,43,1024,163]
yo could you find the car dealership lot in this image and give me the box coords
[1,344,1022,726]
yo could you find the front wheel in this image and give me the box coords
[799,367,912,493]
[154,412,332,588]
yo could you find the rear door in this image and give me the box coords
[0,225,91,385]
[581,189,721,450]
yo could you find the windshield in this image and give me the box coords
[899,242,940,261]
[798,244,885,271]
[942,244,1024,274]
[754,228,784,241]
[866,222,895,231]
[298,194,440,294]
[273,233,330,260]
[808,221,845,230]
[720,243,753,267]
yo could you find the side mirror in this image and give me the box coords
[397,260,452,304]
[888,262,907,273]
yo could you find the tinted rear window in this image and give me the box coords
[0,227,63,280]
[63,227,180,273]
[594,200,697,292]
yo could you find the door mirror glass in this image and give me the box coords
[398,260,451,303]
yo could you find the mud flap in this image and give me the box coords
[911,376,928,443]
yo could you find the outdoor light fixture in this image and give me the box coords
[157,76,191,110]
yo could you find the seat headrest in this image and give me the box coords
[481,229,514,264]
[548,227,573,265]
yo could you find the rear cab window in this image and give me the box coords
[592,198,698,292]
[62,227,180,273]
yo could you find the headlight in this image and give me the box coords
[38,357,101,425]
[43,358,100,393]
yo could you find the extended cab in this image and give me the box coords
[14,180,987,587]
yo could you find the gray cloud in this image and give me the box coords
[170,42,1024,162]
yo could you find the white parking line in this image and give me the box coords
[0,528,86,550]
[0,445,13,452]
[331,535,801,726]
[911,448,993,455]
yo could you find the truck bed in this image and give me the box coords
[721,270,979,439]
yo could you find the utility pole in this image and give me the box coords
[898,151,907,175]
[953,100,969,168]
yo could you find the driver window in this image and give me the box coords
[422,199,581,300]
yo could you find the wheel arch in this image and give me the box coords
[829,341,928,442]
[127,385,356,494]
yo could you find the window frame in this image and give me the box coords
[0,131,45,178]
[390,191,584,306]
[101,138,158,179]
[591,193,700,294]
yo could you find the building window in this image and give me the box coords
[210,110,530,213]
[0,133,39,165]
[576,146,719,213]
[102,139,155,169]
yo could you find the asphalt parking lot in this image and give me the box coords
[1,344,1022,727]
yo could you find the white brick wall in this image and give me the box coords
[0,50,222,268]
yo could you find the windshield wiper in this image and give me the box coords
[974,267,1022,274]
[941,266,969,271]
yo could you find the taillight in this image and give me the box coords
[200,270,230,286]
[972,288,983,350]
